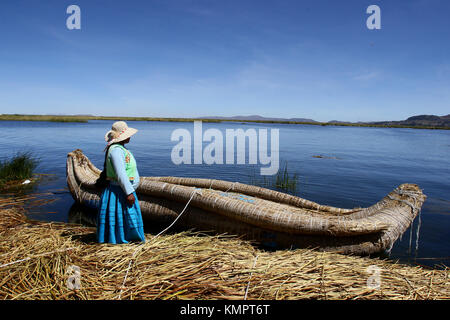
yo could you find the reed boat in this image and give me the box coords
[67,149,426,255]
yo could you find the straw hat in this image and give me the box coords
[105,121,138,146]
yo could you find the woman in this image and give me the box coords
[97,121,145,244]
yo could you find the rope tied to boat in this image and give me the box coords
[154,188,202,238]
[386,188,423,254]
[116,187,202,300]
[73,179,83,203]
[224,182,237,193]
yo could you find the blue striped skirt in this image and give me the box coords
[97,184,145,244]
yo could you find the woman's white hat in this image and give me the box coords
[105,121,138,146]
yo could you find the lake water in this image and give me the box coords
[1,120,449,268]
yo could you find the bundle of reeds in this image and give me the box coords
[0,207,448,300]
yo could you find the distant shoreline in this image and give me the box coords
[1,114,449,130]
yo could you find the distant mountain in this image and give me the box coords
[369,114,450,128]
[7,113,446,128]
[200,114,450,128]
[201,115,317,123]
[327,120,352,124]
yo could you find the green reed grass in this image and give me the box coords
[249,161,299,194]
[274,162,298,191]
[0,152,39,187]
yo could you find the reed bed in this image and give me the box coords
[0,207,448,300]
[0,152,39,189]
[0,114,88,123]
[249,161,298,194]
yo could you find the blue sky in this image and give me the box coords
[0,0,449,122]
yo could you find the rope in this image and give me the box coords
[415,209,422,253]
[73,179,83,202]
[387,188,422,215]
[224,182,237,193]
[387,188,423,254]
[387,194,417,213]
[117,246,140,300]
[154,188,202,238]
[0,247,77,269]
[116,187,201,300]
[408,218,414,254]
[244,255,259,300]
[397,191,422,253]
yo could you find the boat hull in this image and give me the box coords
[66,149,426,255]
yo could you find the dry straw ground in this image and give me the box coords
[0,207,448,300]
